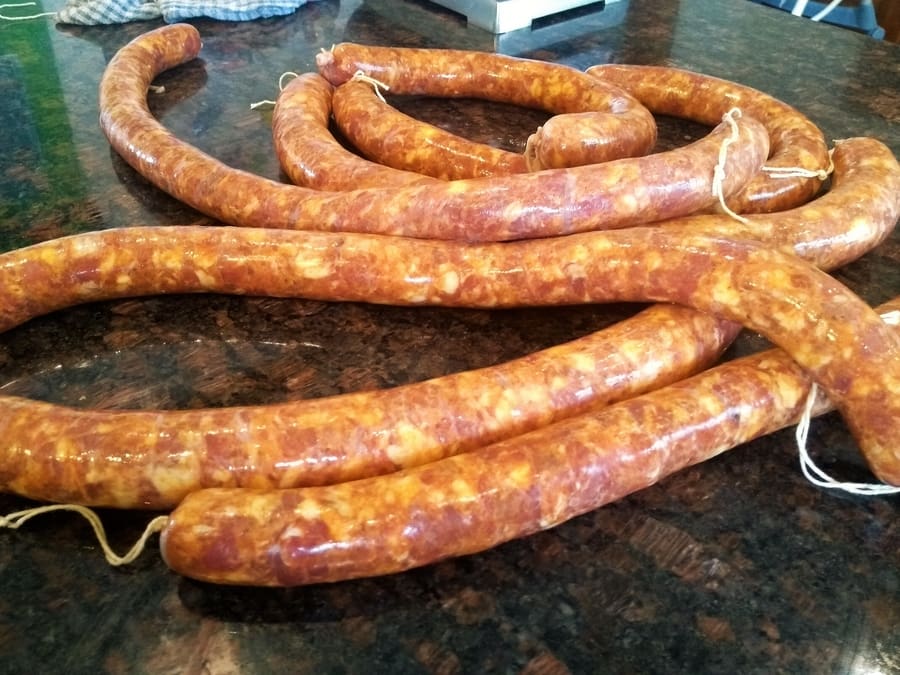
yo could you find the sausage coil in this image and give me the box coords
[272,73,435,190]
[329,77,528,180]
[316,42,658,171]
[586,64,830,213]
[1,135,897,508]
[3,24,896,588]
[101,25,764,241]
[0,298,737,509]
[1,134,898,511]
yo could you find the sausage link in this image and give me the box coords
[328,79,655,177]
[0,142,890,326]
[0,304,737,509]
[17,26,892,510]
[586,64,830,213]
[273,84,891,270]
[105,25,753,242]
[160,296,900,586]
[523,108,659,171]
[316,42,658,169]
[0,139,900,505]
[272,73,434,190]
[664,137,898,271]
[330,79,528,179]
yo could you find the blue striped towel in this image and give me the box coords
[56,0,317,24]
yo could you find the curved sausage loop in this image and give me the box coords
[0,295,739,508]
[162,289,900,587]
[82,24,900,588]
[1,138,898,511]
[103,24,766,242]
[272,73,434,190]
[586,64,830,214]
[317,42,658,172]
[330,77,528,179]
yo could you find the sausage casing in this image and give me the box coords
[160,297,900,586]
[587,64,830,213]
[330,78,528,179]
[317,42,658,170]
[0,303,737,508]
[1,138,896,508]
[103,25,762,241]
[273,73,434,190]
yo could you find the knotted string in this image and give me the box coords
[350,69,390,103]
[715,113,835,225]
[762,147,835,181]
[711,108,751,224]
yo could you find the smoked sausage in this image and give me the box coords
[272,73,435,190]
[662,137,897,271]
[6,25,899,587]
[160,296,900,586]
[586,64,830,213]
[330,77,528,179]
[316,42,658,171]
[102,25,763,241]
[0,303,738,509]
[1,137,896,508]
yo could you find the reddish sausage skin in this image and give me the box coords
[272,73,434,190]
[663,137,898,270]
[316,42,658,170]
[523,108,658,172]
[47,23,900,583]
[102,25,764,241]
[0,138,897,508]
[586,64,830,213]
[0,304,738,509]
[160,298,900,586]
[330,78,528,179]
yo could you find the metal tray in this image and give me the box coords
[425,0,614,33]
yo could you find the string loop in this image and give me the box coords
[762,147,835,181]
[795,310,900,496]
[350,69,390,103]
[249,71,300,110]
[1,504,168,566]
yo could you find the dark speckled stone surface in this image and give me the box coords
[0,1,898,673]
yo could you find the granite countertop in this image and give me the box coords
[1,0,898,672]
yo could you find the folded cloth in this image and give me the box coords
[160,0,308,21]
[55,0,315,24]
[56,0,161,24]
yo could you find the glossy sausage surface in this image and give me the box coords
[330,78,528,180]
[1,138,895,508]
[273,73,434,190]
[317,42,658,170]
[102,25,765,241]
[0,304,737,508]
[587,64,830,213]
[160,296,900,586]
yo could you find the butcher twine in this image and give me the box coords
[712,109,751,224]
[0,504,168,565]
[249,71,300,111]
[795,310,900,496]
[349,70,391,103]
